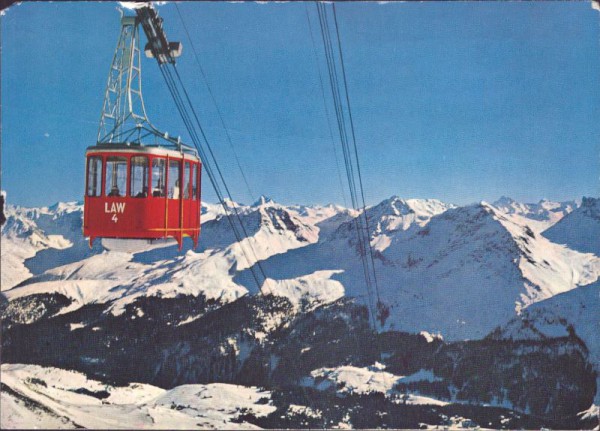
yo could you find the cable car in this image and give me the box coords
[84,144,201,250]
[84,9,201,251]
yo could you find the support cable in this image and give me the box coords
[174,3,256,203]
[315,8,396,418]
[136,6,320,413]
[160,54,325,419]
[305,3,348,209]
[170,64,272,283]
[332,3,383,309]
[158,62,269,292]
[316,2,378,330]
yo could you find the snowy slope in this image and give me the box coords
[300,363,447,406]
[287,202,349,224]
[543,197,600,256]
[201,199,251,223]
[255,201,600,340]
[199,197,319,258]
[376,203,600,338]
[1,363,275,430]
[493,281,600,404]
[3,247,248,319]
[2,239,41,292]
[261,270,345,310]
[232,202,319,270]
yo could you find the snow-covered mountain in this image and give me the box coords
[2,194,599,428]
[3,196,599,340]
[201,198,252,223]
[2,196,325,320]
[492,196,577,221]
[254,201,599,340]
[200,197,320,263]
[542,197,600,256]
[364,196,454,252]
[376,202,599,338]
[1,201,100,291]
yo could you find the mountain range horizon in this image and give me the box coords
[1,190,599,428]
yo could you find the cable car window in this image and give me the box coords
[130,156,149,198]
[87,156,103,197]
[152,158,166,197]
[183,162,191,199]
[105,157,127,197]
[168,160,180,199]
[191,164,197,201]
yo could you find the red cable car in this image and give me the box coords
[83,145,201,250]
[84,9,201,251]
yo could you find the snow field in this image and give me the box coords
[1,363,275,430]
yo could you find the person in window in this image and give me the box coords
[108,186,120,197]
[136,187,148,198]
[170,180,180,199]
[153,180,164,197]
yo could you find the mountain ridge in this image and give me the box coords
[3,195,597,340]
[2,194,599,428]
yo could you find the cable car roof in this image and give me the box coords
[86,144,200,161]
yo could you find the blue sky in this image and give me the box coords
[2,1,599,207]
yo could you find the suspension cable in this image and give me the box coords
[332,4,383,309]
[174,4,256,204]
[305,3,348,209]
[313,6,400,421]
[316,2,377,328]
[315,2,385,331]
[177,65,271,278]
[158,61,270,292]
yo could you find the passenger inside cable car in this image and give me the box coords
[168,160,179,199]
[105,156,127,197]
[170,180,180,199]
[152,159,166,197]
[131,156,148,198]
[153,184,164,197]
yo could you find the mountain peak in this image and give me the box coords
[365,196,453,227]
[335,197,455,253]
[371,196,412,216]
[493,196,516,206]
[252,195,275,207]
[369,196,453,216]
[222,198,245,209]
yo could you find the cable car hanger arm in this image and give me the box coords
[135,3,182,65]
